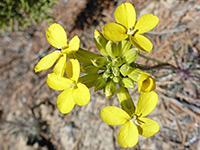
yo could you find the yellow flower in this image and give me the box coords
[121,67,156,93]
[34,23,80,73]
[47,59,90,114]
[102,2,159,53]
[100,91,159,148]
[138,72,156,93]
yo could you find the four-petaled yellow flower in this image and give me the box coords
[100,91,159,148]
[102,2,159,53]
[34,23,80,73]
[46,59,90,114]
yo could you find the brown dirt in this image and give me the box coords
[0,0,200,150]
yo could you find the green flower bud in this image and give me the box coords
[94,30,108,56]
[94,76,106,92]
[105,41,119,58]
[91,56,107,68]
[104,80,116,99]
[118,39,132,57]
[111,66,120,77]
[79,74,99,88]
[106,61,112,68]
[109,74,114,79]
[121,77,135,89]
[123,48,139,64]
[81,64,99,74]
[128,68,143,82]
[113,76,120,83]
[117,87,135,116]
[120,64,134,76]
[112,57,123,67]
[103,72,110,79]
[72,48,99,64]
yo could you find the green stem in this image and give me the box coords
[137,63,177,71]
[139,53,163,64]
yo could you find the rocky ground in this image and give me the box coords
[0,0,200,150]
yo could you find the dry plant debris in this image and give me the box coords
[0,0,199,149]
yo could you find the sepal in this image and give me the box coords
[79,74,99,88]
[123,48,139,64]
[72,48,99,64]
[127,68,143,82]
[121,77,135,89]
[94,29,108,56]
[104,80,116,99]
[118,39,132,57]
[91,56,107,68]
[105,41,119,58]
[117,86,135,116]
[120,64,134,76]
[94,76,106,91]
[81,64,99,74]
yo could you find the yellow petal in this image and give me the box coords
[117,121,138,148]
[135,14,159,34]
[138,72,156,93]
[34,51,61,73]
[72,83,90,106]
[63,35,80,54]
[137,117,160,137]
[114,2,136,29]
[46,23,68,48]
[100,106,130,126]
[135,91,158,117]
[129,34,153,53]
[46,73,71,91]
[102,23,128,41]
[66,59,80,82]
[53,54,67,77]
[57,89,75,114]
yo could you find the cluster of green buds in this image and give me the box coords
[72,30,141,99]
[71,29,156,99]
[35,2,160,148]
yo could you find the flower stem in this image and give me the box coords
[138,53,163,64]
